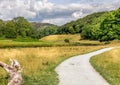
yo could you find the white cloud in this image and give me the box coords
[0,0,119,25]
[72,10,83,18]
[0,0,54,20]
[41,17,75,25]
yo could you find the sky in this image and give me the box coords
[0,0,120,25]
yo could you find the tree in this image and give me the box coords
[98,12,120,42]
[13,17,34,38]
[81,25,92,39]
[5,21,17,38]
[75,25,82,33]
[38,26,57,38]
[68,26,75,34]
[0,20,5,37]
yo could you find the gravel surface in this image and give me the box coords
[55,47,115,85]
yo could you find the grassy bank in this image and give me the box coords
[90,48,120,85]
[0,46,106,85]
[0,34,103,48]
[0,39,54,48]
[0,34,119,48]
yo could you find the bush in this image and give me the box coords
[64,39,70,43]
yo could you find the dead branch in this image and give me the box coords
[0,59,22,85]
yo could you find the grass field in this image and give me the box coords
[40,34,104,46]
[90,48,120,85]
[0,34,119,48]
[41,34,80,42]
[0,46,107,85]
[0,34,104,48]
[0,34,120,85]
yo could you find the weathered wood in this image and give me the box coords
[0,59,22,85]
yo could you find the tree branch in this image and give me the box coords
[0,59,22,85]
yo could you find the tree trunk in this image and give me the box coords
[0,59,22,85]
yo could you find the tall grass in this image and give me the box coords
[0,46,106,85]
[40,34,80,42]
[90,48,120,85]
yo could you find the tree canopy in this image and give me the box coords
[0,8,120,41]
[59,8,120,42]
[0,17,58,39]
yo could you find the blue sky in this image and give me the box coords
[0,0,119,25]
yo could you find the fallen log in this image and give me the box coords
[0,59,22,85]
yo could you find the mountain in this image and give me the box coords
[31,22,58,31]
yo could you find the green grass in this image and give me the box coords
[0,35,102,48]
[13,37,39,42]
[90,48,120,85]
[0,39,54,48]
[0,34,119,48]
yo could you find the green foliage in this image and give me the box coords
[13,37,39,42]
[13,17,37,38]
[5,20,17,38]
[0,20,5,37]
[98,10,120,42]
[31,22,58,39]
[38,26,58,38]
[58,12,105,34]
[0,17,38,39]
[63,8,120,42]
[64,39,70,43]
[0,16,58,40]
[68,26,75,34]
[81,12,107,40]
[1,8,120,41]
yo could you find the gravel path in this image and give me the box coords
[55,47,115,85]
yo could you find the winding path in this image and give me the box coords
[55,47,115,85]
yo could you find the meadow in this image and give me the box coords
[0,34,120,85]
[0,46,107,85]
[0,34,104,48]
[90,48,120,85]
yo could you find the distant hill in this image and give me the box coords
[58,12,105,34]
[58,8,120,42]
[31,22,57,30]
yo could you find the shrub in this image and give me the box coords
[64,39,70,43]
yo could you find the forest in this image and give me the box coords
[59,8,120,42]
[0,8,120,42]
[0,17,58,39]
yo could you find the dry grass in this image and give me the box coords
[0,46,106,85]
[0,34,120,85]
[90,48,120,85]
[41,34,80,42]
